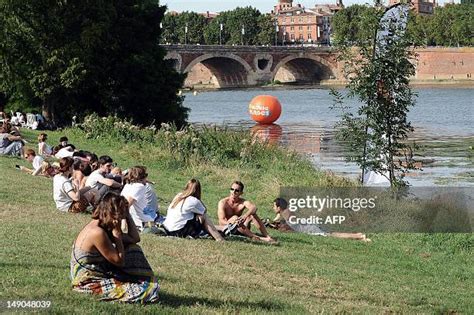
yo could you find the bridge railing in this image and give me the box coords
[160,44,335,53]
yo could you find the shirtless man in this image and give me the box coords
[217,181,275,243]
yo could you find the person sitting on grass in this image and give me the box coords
[70,193,159,303]
[20,148,56,177]
[37,133,52,157]
[72,159,89,190]
[163,178,226,241]
[217,181,276,244]
[144,181,165,225]
[264,198,294,232]
[53,157,98,213]
[85,155,122,199]
[58,136,72,149]
[109,166,123,183]
[54,144,76,159]
[88,153,99,171]
[0,124,24,157]
[269,198,371,242]
[121,166,161,234]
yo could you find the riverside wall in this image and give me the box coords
[413,47,474,83]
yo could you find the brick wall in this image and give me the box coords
[184,63,215,87]
[414,47,474,81]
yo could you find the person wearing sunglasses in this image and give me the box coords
[217,181,276,244]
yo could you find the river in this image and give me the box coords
[184,86,473,186]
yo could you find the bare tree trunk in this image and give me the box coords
[0,92,7,112]
[41,97,56,129]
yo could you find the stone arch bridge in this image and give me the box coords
[163,45,342,88]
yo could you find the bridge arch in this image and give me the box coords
[272,55,336,84]
[164,51,182,72]
[183,53,253,88]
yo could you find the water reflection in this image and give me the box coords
[250,124,282,144]
[210,121,473,187]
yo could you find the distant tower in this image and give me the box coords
[336,0,344,7]
[274,0,294,13]
[278,0,293,10]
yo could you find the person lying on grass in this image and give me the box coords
[268,198,371,242]
[53,157,99,213]
[19,148,56,177]
[217,181,276,244]
[70,193,159,303]
[163,178,226,241]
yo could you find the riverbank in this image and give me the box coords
[184,79,474,92]
[1,118,473,313]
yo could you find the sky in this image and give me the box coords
[162,0,452,13]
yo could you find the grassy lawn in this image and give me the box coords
[0,127,472,314]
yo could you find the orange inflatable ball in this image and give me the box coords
[250,123,283,144]
[248,95,282,124]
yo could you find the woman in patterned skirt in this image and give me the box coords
[70,193,159,303]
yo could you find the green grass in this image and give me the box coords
[415,137,474,160]
[0,127,473,314]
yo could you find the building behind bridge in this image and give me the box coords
[389,0,436,15]
[272,0,343,46]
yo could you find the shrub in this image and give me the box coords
[79,114,290,167]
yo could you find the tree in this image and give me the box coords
[332,5,380,46]
[184,7,275,46]
[174,12,207,44]
[433,4,474,46]
[204,14,228,45]
[406,11,433,46]
[0,0,188,126]
[0,0,86,122]
[221,7,262,45]
[332,4,473,48]
[257,14,277,46]
[332,5,418,187]
[161,13,179,44]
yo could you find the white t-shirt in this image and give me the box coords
[53,174,74,211]
[85,170,105,189]
[163,195,206,232]
[32,155,44,171]
[38,142,52,156]
[121,183,153,227]
[55,147,74,158]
